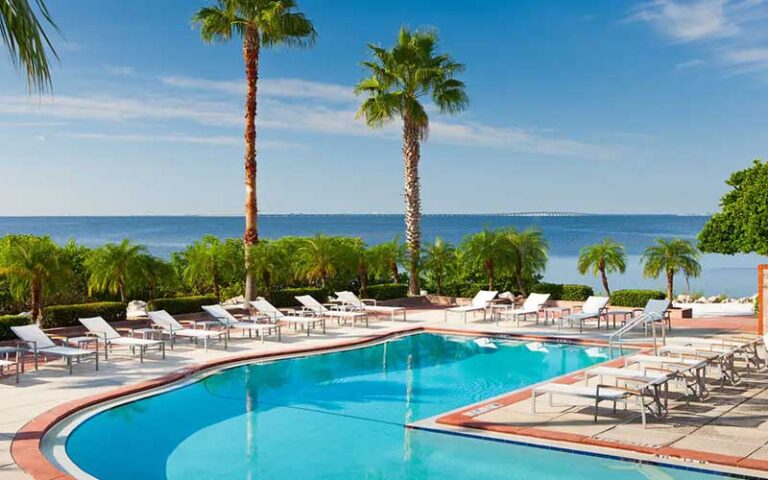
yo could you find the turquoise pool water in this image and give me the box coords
[62,334,720,479]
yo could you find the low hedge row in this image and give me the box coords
[610,289,666,308]
[147,295,218,315]
[0,315,32,341]
[364,284,408,301]
[532,283,594,301]
[41,302,126,329]
[270,287,330,308]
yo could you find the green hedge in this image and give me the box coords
[532,283,594,301]
[0,315,32,341]
[270,287,330,308]
[365,284,408,301]
[610,289,666,308]
[41,302,127,329]
[147,295,218,315]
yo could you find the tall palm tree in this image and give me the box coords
[193,0,316,306]
[577,238,626,296]
[0,234,70,321]
[0,0,59,92]
[459,229,512,290]
[356,27,468,296]
[85,239,148,302]
[507,227,549,295]
[368,238,406,283]
[181,235,240,298]
[642,238,701,301]
[421,236,456,295]
[295,235,340,287]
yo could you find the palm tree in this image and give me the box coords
[247,240,287,297]
[421,236,456,295]
[193,0,316,306]
[507,228,549,295]
[0,0,59,92]
[368,238,406,283]
[459,229,512,290]
[356,27,468,296]
[295,235,341,287]
[85,239,148,302]
[0,234,70,321]
[139,254,177,300]
[181,235,239,298]
[577,238,626,296]
[642,238,701,301]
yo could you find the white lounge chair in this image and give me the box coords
[147,310,227,351]
[249,300,324,336]
[335,291,407,322]
[611,299,671,331]
[493,293,550,326]
[79,316,165,362]
[295,294,370,326]
[202,304,282,342]
[557,296,610,333]
[532,376,667,427]
[625,354,709,400]
[11,324,98,375]
[444,290,498,323]
[0,347,22,383]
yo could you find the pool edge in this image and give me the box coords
[9,328,657,480]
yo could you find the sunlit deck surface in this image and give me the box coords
[0,310,761,479]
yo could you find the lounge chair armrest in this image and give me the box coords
[599,384,642,395]
[361,298,377,306]
[632,308,644,315]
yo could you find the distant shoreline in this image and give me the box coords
[0,213,712,218]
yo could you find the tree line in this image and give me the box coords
[0,227,549,318]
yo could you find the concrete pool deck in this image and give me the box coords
[0,309,760,479]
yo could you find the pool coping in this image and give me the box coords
[11,326,742,480]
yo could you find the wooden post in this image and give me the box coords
[759,265,767,336]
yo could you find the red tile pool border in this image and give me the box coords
[8,327,652,480]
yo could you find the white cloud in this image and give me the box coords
[104,65,135,76]
[161,75,357,103]
[631,0,737,42]
[0,77,616,160]
[676,58,706,68]
[57,132,301,149]
[632,1,768,77]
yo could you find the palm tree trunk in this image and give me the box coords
[359,264,368,295]
[515,264,526,296]
[666,270,674,301]
[30,282,41,324]
[486,258,495,290]
[242,28,260,306]
[118,279,126,303]
[600,267,611,296]
[390,262,399,284]
[403,117,421,296]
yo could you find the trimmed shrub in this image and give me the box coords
[147,295,218,315]
[41,302,127,329]
[270,287,331,308]
[531,283,594,301]
[365,284,408,301]
[561,284,595,301]
[610,289,666,308]
[0,315,32,341]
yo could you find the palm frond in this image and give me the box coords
[0,0,60,93]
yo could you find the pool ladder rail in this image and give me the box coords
[608,312,666,356]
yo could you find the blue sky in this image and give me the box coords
[1,0,767,215]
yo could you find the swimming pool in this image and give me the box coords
[52,333,723,479]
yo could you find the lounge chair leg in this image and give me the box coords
[161,342,166,359]
[68,357,73,375]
